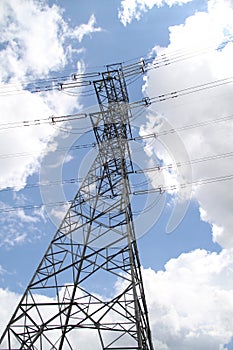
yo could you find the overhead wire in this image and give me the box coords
[1,82,233,133]
[1,171,233,214]
[0,178,83,192]
[1,69,233,133]
[0,141,96,159]
[1,36,232,97]
[1,111,233,159]
[0,112,88,131]
[0,71,100,96]
[49,121,93,135]
[1,147,233,196]
[149,75,233,104]
[132,193,164,215]
[145,39,232,72]
[132,113,233,144]
[133,172,233,196]
[135,149,233,176]
[1,40,233,215]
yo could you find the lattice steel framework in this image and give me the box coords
[0,64,154,350]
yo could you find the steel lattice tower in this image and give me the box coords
[0,64,154,350]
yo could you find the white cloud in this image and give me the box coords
[0,265,8,275]
[118,0,194,26]
[1,249,233,349]
[0,0,102,78]
[0,0,66,79]
[66,14,102,42]
[144,249,233,349]
[0,0,102,192]
[15,208,39,223]
[0,200,45,247]
[0,0,103,248]
[0,288,21,335]
[49,203,70,222]
[141,0,233,247]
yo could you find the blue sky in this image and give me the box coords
[1,0,233,349]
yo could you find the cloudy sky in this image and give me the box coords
[1,0,233,349]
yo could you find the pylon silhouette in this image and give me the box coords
[0,63,154,350]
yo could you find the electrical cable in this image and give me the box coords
[1,44,233,213]
[0,112,88,131]
[1,147,232,193]
[0,86,231,133]
[1,171,233,214]
[149,75,233,104]
[2,69,233,132]
[133,172,233,196]
[132,192,164,215]
[145,40,232,72]
[1,111,233,159]
[1,36,232,96]
[0,178,83,192]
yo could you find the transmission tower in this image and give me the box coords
[0,63,154,350]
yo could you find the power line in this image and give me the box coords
[0,84,231,132]
[1,147,233,194]
[0,98,147,131]
[0,177,83,192]
[135,150,233,175]
[0,200,71,213]
[1,37,232,97]
[0,113,88,131]
[0,72,100,96]
[146,38,233,71]
[1,111,233,159]
[0,142,96,159]
[1,171,233,214]
[134,113,233,141]
[2,68,233,133]
[133,172,233,196]
[149,75,233,104]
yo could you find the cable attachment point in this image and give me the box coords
[143,97,151,106]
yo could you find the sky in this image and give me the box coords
[1,0,233,349]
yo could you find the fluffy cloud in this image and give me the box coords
[141,0,233,247]
[118,0,194,26]
[0,288,21,336]
[0,0,66,78]
[0,0,101,78]
[67,14,102,42]
[0,198,45,247]
[1,249,233,349]
[0,0,102,249]
[0,0,101,191]
[144,249,233,349]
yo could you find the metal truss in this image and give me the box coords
[0,64,154,350]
